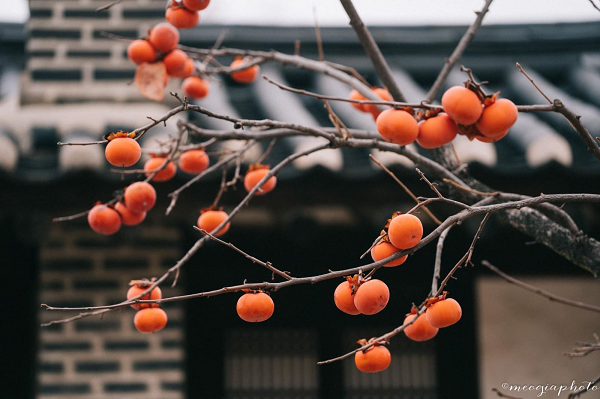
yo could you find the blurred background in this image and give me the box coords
[1,1,599,398]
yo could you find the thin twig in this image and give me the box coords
[369,155,441,225]
[96,0,123,12]
[432,226,452,295]
[339,0,406,102]
[256,138,277,165]
[442,178,498,197]
[516,64,600,162]
[313,7,325,62]
[263,75,438,110]
[482,260,600,314]
[565,334,600,357]
[426,0,494,101]
[166,139,257,215]
[416,168,443,198]
[516,62,552,104]
[200,29,229,70]
[196,228,292,280]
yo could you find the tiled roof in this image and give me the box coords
[1,19,600,180]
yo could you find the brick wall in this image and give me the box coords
[24,0,176,104]
[37,219,185,398]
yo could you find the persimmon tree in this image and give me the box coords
[42,0,600,385]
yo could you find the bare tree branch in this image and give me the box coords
[339,0,406,102]
[426,0,494,101]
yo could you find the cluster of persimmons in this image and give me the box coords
[127,280,167,333]
[350,82,518,148]
[88,131,212,236]
[332,212,462,372]
[90,131,281,332]
[127,0,260,101]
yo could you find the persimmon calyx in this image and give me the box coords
[105,131,136,141]
[457,124,485,140]
[383,211,403,230]
[241,288,269,294]
[356,338,387,353]
[199,205,223,214]
[246,163,271,173]
[483,91,500,107]
[344,274,363,294]
[425,291,449,307]
[129,278,156,288]
[406,304,419,316]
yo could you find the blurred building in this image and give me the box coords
[1,1,599,399]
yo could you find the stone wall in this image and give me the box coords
[37,219,185,398]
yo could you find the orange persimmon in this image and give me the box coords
[236,292,274,322]
[354,279,389,315]
[124,182,156,213]
[375,109,419,145]
[426,298,462,328]
[441,86,482,126]
[115,202,146,226]
[197,210,230,237]
[354,344,391,373]
[334,280,360,315]
[387,214,423,250]
[134,308,168,333]
[88,205,122,235]
[370,241,407,267]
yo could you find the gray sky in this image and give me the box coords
[2,0,600,25]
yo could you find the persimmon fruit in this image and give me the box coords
[426,298,462,328]
[230,58,260,84]
[149,23,179,53]
[416,113,458,149]
[171,58,195,78]
[244,168,276,195]
[197,210,230,237]
[370,241,407,267]
[163,49,189,76]
[178,149,209,174]
[127,39,157,65]
[348,89,368,112]
[441,86,483,126]
[403,312,439,342]
[105,137,141,167]
[333,280,360,315]
[353,279,389,315]
[183,0,210,11]
[166,6,199,30]
[182,76,209,99]
[127,284,162,310]
[476,98,518,137]
[115,202,146,226]
[124,181,156,213]
[354,345,391,373]
[144,157,177,182]
[366,87,392,117]
[387,214,423,250]
[134,308,168,333]
[236,292,274,322]
[475,129,508,143]
[375,109,419,145]
[88,205,121,235]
